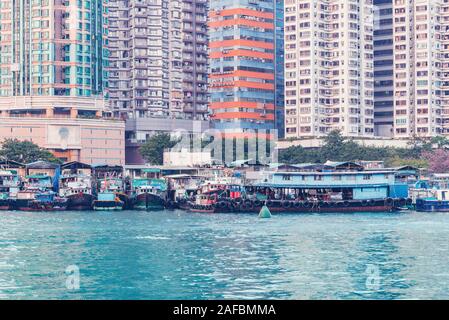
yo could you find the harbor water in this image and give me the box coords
[1,210,449,299]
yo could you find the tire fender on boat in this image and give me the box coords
[253,199,262,207]
[303,201,312,208]
[282,201,292,209]
[385,198,394,206]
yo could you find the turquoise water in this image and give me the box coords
[1,210,449,299]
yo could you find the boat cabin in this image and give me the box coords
[255,170,396,201]
[26,161,60,178]
[61,161,92,177]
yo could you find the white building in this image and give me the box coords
[284,0,375,139]
[163,148,211,167]
[392,0,449,138]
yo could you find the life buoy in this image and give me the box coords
[406,198,413,206]
[266,200,274,207]
[361,200,369,207]
[234,197,243,204]
[294,201,302,209]
[385,198,394,206]
[343,201,350,207]
[398,198,407,207]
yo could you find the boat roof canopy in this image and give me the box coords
[61,161,92,170]
[165,174,202,179]
[0,159,25,168]
[26,160,59,169]
[228,159,269,168]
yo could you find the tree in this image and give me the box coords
[139,133,179,165]
[0,139,61,164]
[423,149,449,173]
[430,136,449,149]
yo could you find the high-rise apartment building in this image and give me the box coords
[0,0,108,97]
[373,0,394,137]
[0,0,125,165]
[107,0,209,164]
[107,0,209,120]
[208,0,277,139]
[391,0,449,137]
[108,0,180,117]
[283,0,375,138]
[183,0,209,119]
[275,0,285,138]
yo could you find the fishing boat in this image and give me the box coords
[13,174,67,211]
[92,191,124,211]
[59,162,94,210]
[0,170,21,210]
[131,178,167,210]
[92,177,127,211]
[188,177,244,213]
[165,174,205,210]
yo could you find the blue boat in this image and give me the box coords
[92,191,124,211]
[416,189,449,212]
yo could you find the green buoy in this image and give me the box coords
[259,205,272,218]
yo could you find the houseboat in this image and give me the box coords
[59,162,94,210]
[189,163,410,214]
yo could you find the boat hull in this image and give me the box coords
[12,199,67,211]
[187,199,397,214]
[189,203,215,214]
[67,193,93,210]
[92,200,124,211]
[416,199,449,212]
[133,193,165,210]
[0,199,12,210]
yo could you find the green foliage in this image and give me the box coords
[0,139,62,164]
[279,130,433,168]
[139,133,179,165]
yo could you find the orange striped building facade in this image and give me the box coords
[208,1,277,139]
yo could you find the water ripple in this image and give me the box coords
[0,210,449,299]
